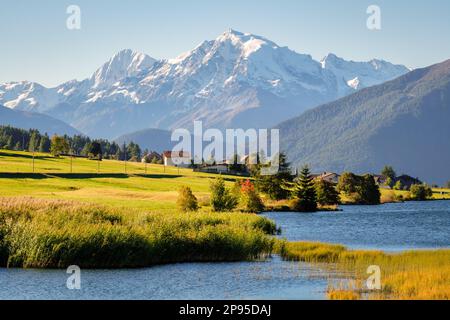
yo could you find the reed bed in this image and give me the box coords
[0,197,276,268]
[277,241,450,300]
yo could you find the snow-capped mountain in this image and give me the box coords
[0,29,409,138]
[321,53,411,95]
[91,49,156,89]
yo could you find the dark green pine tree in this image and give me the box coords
[292,165,317,212]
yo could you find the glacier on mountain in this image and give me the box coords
[0,29,409,138]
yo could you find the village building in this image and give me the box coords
[162,151,191,168]
[311,172,340,184]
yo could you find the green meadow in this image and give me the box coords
[0,149,242,211]
[0,149,275,268]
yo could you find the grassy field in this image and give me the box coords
[277,241,450,300]
[0,149,278,268]
[2,149,448,210]
[0,149,244,211]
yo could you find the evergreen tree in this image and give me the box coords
[28,131,40,152]
[38,134,50,152]
[89,141,103,160]
[126,141,141,161]
[210,177,238,212]
[290,165,317,212]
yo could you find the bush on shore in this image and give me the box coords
[409,184,433,201]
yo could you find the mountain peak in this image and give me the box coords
[216,29,278,48]
[320,53,345,68]
[223,28,245,36]
[91,49,156,89]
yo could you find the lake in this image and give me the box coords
[0,201,448,300]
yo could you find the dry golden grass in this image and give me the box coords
[277,241,450,300]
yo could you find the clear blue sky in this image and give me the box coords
[1,0,449,87]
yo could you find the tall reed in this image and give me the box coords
[277,240,450,300]
[0,197,276,268]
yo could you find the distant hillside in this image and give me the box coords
[278,59,450,185]
[114,128,174,152]
[0,105,81,136]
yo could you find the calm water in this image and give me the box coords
[0,201,448,300]
[264,200,450,251]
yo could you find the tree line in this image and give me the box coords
[0,125,144,161]
[250,153,381,212]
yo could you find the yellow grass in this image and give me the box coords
[278,241,450,300]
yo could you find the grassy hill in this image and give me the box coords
[0,149,239,211]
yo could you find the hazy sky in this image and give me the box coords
[1,0,450,87]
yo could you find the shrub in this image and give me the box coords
[50,135,69,157]
[255,153,293,200]
[210,178,238,212]
[177,186,199,212]
[338,173,380,205]
[315,179,340,206]
[393,180,403,190]
[358,175,381,205]
[410,184,433,201]
[240,180,265,213]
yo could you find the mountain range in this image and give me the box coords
[0,105,80,136]
[278,59,450,185]
[0,29,409,139]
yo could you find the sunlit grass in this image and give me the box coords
[0,197,276,268]
[0,149,241,211]
[277,241,450,300]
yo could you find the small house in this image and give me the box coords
[312,172,340,184]
[163,151,191,168]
